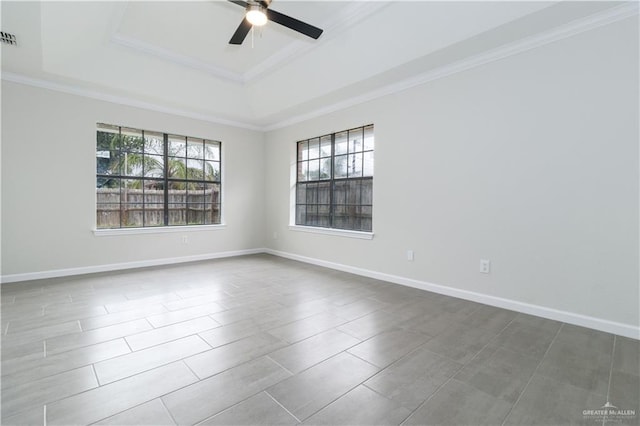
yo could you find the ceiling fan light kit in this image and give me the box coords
[228,0,323,45]
[246,4,267,26]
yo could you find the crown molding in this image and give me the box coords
[0,71,262,131]
[109,2,389,85]
[111,34,245,84]
[3,2,636,134]
[263,1,639,131]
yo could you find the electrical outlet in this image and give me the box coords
[407,250,414,261]
[480,259,490,274]
[182,236,188,244]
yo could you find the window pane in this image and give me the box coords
[348,128,363,153]
[168,157,186,179]
[144,203,165,227]
[318,204,330,227]
[361,179,373,205]
[298,161,308,182]
[333,180,346,205]
[145,155,164,179]
[296,204,306,225]
[318,181,330,205]
[306,182,318,204]
[334,155,347,178]
[168,203,187,225]
[205,161,220,182]
[320,136,331,157]
[187,158,204,180]
[97,204,120,229]
[121,204,143,227]
[120,128,144,153]
[144,132,164,155]
[296,184,306,205]
[298,141,308,161]
[119,152,145,177]
[335,131,347,155]
[363,151,374,177]
[97,148,119,176]
[346,180,361,205]
[364,125,374,151]
[320,157,331,180]
[308,138,320,160]
[308,159,320,181]
[204,183,221,224]
[205,141,220,161]
[187,137,204,159]
[169,135,186,157]
[347,153,363,177]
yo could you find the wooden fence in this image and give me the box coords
[97,188,220,228]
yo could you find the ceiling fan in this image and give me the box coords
[227,0,323,45]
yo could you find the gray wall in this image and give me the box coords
[1,82,265,275]
[263,18,639,329]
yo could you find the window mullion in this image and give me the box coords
[163,133,169,226]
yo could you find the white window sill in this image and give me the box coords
[93,224,227,236]
[288,225,374,240]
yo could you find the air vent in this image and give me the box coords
[1,31,17,46]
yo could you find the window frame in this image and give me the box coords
[95,123,223,231]
[293,124,374,235]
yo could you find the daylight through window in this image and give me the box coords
[96,124,221,229]
[296,124,373,232]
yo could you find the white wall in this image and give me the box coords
[1,81,265,277]
[264,18,639,331]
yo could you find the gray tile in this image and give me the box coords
[94,399,176,425]
[608,370,640,415]
[95,335,211,384]
[268,312,348,343]
[125,316,219,351]
[267,352,379,421]
[3,319,81,344]
[491,313,561,359]
[421,324,497,364]
[327,298,387,321]
[1,405,44,426]
[303,385,410,425]
[162,356,291,425]
[537,324,613,394]
[454,344,539,403]
[185,332,286,379]
[2,338,130,388]
[200,392,298,425]
[503,374,607,425]
[613,336,640,376]
[1,338,45,360]
[105,293,181,313]
[47,362,198,425]
[269,329,360,374]
[2,365,98,417]
[197,317,269,348]
[365,346,462,410]
[404,379,513,426]
[146,302,226,328]
[80,304,168,331]
[459,305,517,333]
[336,310,406,341]
[45,318,152,355]
[347,328,431,368]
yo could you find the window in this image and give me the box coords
[96,124,221,229]
[296,124,373,232]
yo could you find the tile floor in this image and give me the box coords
[1,254,638,425]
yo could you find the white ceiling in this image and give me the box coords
[1,1,632,129]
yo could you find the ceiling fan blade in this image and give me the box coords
[266,8,323,40]
[229,18,252,45]
[227,0,248,7]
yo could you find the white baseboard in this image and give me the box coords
[265,249,640,340]
[0,248,265,284]
[3,247,637,339]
